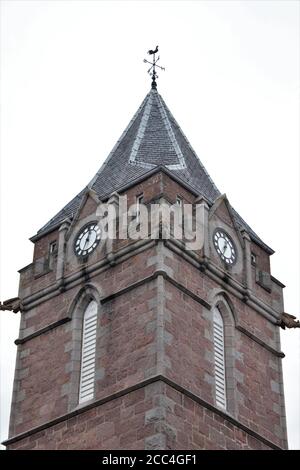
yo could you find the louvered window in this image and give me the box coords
[79,300,98,404]
[213,306,227,410]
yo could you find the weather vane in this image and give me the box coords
[143,46,165,89]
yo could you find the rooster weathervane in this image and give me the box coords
[144,46,165,89]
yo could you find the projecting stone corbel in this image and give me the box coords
[0,297,22,313]
[279,312,300,329]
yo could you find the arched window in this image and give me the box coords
[213,306,227,410]
[79,300,98,403]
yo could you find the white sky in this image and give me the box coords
[0,0,299,450]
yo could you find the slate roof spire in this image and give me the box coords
[32,85,273,254]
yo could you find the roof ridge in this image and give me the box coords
[34,189,86,237]
[128,90,187,170]
[128,91,155,169]
[156,93,186,170]
[158,93,220,195]
[88,92,151,188]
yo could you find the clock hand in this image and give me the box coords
[83,232,90,251]
[222,242,228,255]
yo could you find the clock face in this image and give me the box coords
[213,230,236,265]
[74,223,101,258]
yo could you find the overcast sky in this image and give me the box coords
[0,0,299,449]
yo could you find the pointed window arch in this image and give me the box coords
[79,300,98,404]
[213,306,227,410]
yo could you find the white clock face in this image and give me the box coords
[213,230,236,265]
[74,223,101,257]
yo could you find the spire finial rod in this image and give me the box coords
[143,45,165,90]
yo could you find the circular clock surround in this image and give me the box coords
[74,222,101,258]
[213,229,237,265]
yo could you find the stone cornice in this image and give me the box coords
[235,325,284,358]
[15,317,71,346]
[101,270,211,310]
[21,239,156,310]
[16,268,284,357]
[2,375,283,450]
[18,238,284,353]
[163,239,281,323]
[22,236,281,327]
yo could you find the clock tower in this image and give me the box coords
[3,80,288,449]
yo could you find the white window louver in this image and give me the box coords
[79,300,98,404]
[213,307,227,410]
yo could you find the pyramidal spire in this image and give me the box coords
[128,90,186,170]
[34,88,219,237]
[87,88,220,208]
[33,72,272,254]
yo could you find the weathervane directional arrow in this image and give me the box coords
[143,46,165,89]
